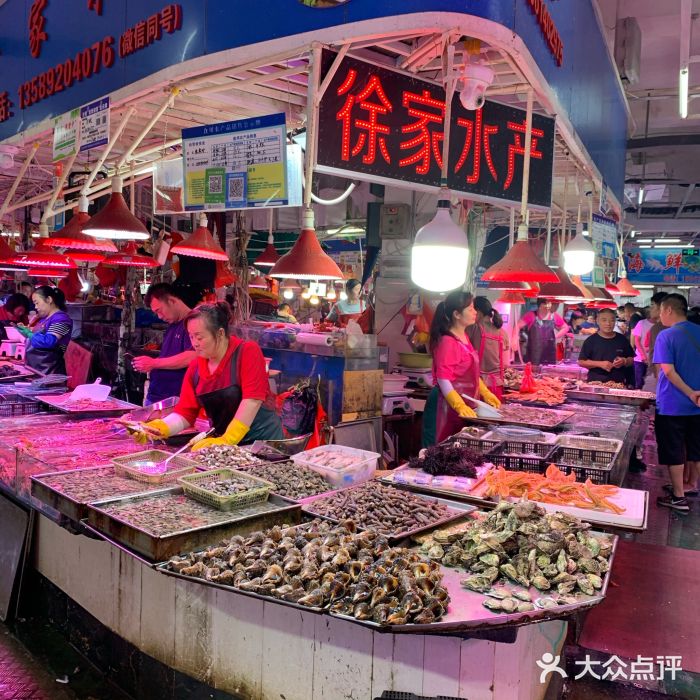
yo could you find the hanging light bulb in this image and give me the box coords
[563,223,596,276]
[326,287,337,301]
[309,295,320,306]
[411,188,469,292]
[339,290,348,301]
[82,177,149,240]
[301,287,311,300]
[283,288,294,300]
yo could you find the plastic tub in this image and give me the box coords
[291,444,379,489]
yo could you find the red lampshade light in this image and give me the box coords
[254,232,280,268]
[27,267,70,279]
[538,267,584,301]
[497,291,526,304]
[0,237,24,272]
[269,209,343,281]
[10,228,77,269]
[105,242,160,268]
[67,251,107,263]
[82,177,149,240]
[171,214,228,262]
[481,225,559,284]
[615,274,640,297]
[604,275,621,294]
[47,196,118,254]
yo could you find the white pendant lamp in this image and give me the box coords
[563,223,595,276]
[411,188,469,292]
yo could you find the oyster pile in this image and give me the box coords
[421,501,613,598]
[191,445,266,471]
[235,461,333,500]
[166,519,449,626]
[304,482,451,537]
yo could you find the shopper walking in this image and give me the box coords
[653,293,700,511]
[631,308,653,389]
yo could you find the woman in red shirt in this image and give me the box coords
[137,302,283,448]
[429,291,501,444]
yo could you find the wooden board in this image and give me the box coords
[342,369,383,420]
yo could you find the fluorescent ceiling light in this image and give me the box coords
[653,238,681,244]
[655,244,692,249]
[638,245,652,248]
[630,230,637,238]
[634,284,655,289]
[636,239,653,243]
[678,286,692,289]
[638,185,645,206]
[680,67,689,119]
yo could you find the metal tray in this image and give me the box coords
[87,488,301,561]
[35,394,140,416]
[0,362,40,383]
[30,465,174,522]
[565,389,653,407]
[465,405,576,430]
[299,487,477,543]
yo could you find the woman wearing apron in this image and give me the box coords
[19,286,73,376]
[467,296,509,400]
[427,291,501,445]
[135,302,283,447]
[518,298,567,366]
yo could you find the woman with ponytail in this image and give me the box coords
[133,301,283,447]
[427,290,501,444]
[19,286,73,375]
[467,296,509,399]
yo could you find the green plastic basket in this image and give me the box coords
[177,468,274,511]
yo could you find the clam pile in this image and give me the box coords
[191,445,265,471]
[304,482,451,537]
[421,501,613,598]
[166,518,449,626]
[191,472,268,496]
[235,461,333,500]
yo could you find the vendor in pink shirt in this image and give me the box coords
[429,290,501,443]
[518,298,568,365]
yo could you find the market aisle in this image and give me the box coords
[0,625,73,700]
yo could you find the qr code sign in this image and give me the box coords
[208,174,223,194]
[228,176,245,201]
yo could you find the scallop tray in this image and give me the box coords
[111,449,198,485]
[178,468,274,511]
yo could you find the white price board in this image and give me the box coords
[80,97,110,152]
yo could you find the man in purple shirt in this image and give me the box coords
[133,283,196,405]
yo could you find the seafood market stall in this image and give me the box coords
[0,403,630,700]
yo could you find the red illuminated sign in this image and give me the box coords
[318,50,555,208]
[526,0,563,66]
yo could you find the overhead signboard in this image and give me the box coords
[80,96,110,151]
[52,108,80,162]
[182,113,288,211]
[590,213,618,261]
[626,248,700,285]
[317,49,555,208]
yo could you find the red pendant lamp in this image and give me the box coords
[28,267,70,279]
[0,237,24,271]
[67,251,107,263]
[497,291,526,304]
[10,225,77,268]
[254,232,280,268]
[615,272,640,297]
[170,214,228,261]
[537,267,585,301]
[47,196,118,255]
[604,275,621,294]
[570,275,596,302]
[481,224,559,284]
[269,209,343,281]
[82,177,149,240]
[105,242,160,268]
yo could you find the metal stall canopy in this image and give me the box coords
[0,1,627,214]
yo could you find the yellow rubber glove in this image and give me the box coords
[191,419,250,451]
[444,389,477,419]
[132,418,170,445]
[479,380,502,408]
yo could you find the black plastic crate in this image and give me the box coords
[443,435,501,454]
[485,443,554,474]
[500,439,556,455]
[549,447,615,485]
[0,395,43,418]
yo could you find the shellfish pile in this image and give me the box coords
[235,461,333,500]
[421,501,613,598]
[190,444,265,471]
[166,519,449,626]
[303,482,451,537]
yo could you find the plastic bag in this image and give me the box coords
[520,362,537,393]
[280,380,318,436]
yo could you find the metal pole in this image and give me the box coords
[545,209,552,264]
[116,88,179,170]
[304,43,322,211]
[0,141,41,221]
[509,208,515,247]
[42,150,78,221]
[82,106,136,194]
[519,89,534,230]
[440,42,456,184]
[560,175,568,259]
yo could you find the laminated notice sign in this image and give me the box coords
[80,98,110,152]
[182,113,287,211]
[53,109,80,162]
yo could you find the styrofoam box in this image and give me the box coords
[291,444,380,489]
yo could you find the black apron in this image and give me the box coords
[194,343,283,445]
[527,317,556,366]
[25,342,66,376]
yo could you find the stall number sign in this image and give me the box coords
[80,97,110,151]
[182,113,288,211]
[317,50,555,208]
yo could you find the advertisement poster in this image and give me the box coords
[626,248,700,284]
[80,97,110,152]
[52,109,80,162]
[590,214,618,260]
[182,113,287,211]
